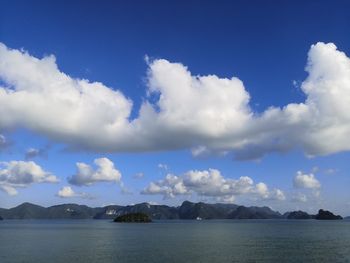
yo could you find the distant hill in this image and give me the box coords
[178,201,238,219]
[229,206,281,219]
[283,211,314,219]
[315,209,342,220]
[94,203,179,220]
[0,203,102,219]
[0,203,47,219]
[0,201,344,220]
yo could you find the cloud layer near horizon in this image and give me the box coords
[1,42,350,159]
[142,168,285,202]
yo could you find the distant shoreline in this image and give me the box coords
[0,201,345,220]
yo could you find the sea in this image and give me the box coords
[1,219,350,263]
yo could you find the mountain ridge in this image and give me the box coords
[0,201,344,220]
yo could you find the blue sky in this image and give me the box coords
[1,0,350,215]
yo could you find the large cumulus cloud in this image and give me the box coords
[1,42,350,159]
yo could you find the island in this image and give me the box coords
[315,209,342,220]
[0,216,3,220]
[114,213,152,223]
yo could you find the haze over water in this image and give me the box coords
[1,220,350,263]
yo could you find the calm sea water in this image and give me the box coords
[1,219,350,263]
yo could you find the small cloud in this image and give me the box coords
[324,168,337,175]
[56,186,94,199]
[0,185,18,196]
[25,148,40,159]
[254,182,286,201]
[158,163,168,170]
[191,146,210,158]
[293,171,321,189]
[25,145,49,160]
[0,134,7,148]
[57,186,76,198]
[0,134,11,151]
[68,158,121,186]
[191,146,228,158]
[292,80,300,88]
[133,172,144,179]
[144,54,150,64]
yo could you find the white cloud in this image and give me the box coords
[191,146,228,158]
[191,146,209,157]
[57,186,76,198]
[68,157,121,186]
[272,189,286,201]
[183,170,253,197]
[142,174,187,199]
[255,182,286,201]
[56,186,94,199]
[1,42,350,159]
[25,148,40,159]
[293,171,321,189]
[324,168,337,175]
[142,168,285,202]
[0,160,58,195]
[255,182,270,199]
[158,163,168,170]
[0,43,133,152]
[143,58,251,147]
[133,172,144,179]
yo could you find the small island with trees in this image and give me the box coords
[114,213,152,223]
